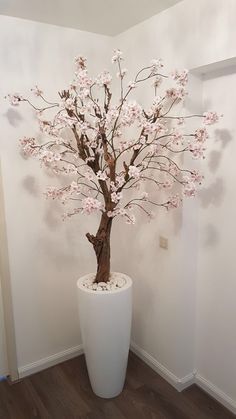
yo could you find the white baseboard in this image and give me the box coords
[195,373,236,415]
[18,344,83,379]
[17,341,236,415]
[131,341,236,415]
[130,341,195,392]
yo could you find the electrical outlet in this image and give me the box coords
[159,236,168,249]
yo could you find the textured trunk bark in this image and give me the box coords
[86,212,112,283]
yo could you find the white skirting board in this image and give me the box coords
[195,373,236,415]
[131,341,236,415]
[18,342,236,415]
[130,341,196,392]
[18,345,83,378]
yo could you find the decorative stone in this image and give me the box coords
[82,272,127,292]
[117,278,125,287]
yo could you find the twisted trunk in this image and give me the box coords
[86,212,112,283]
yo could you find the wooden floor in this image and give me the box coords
[0,352,235,419]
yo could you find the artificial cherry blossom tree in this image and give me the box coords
[8,50,220,283]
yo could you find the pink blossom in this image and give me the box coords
[139,136,146,145]
[171,69,188,86]
[150,59,163,71]
[189,143,206,159]
[116,175,125,188]
[117,208,128,216]
[62,208,82,220]
[96,70,112,87]
[121,101,142,126]
[111,49,123,63]
[75,56,87,70]
[194,127,209,142]
[149,144,162,156]
[75,69,93,89]
[133,143,142,151]
[38,119,55,135]
[96,170,108,181]
[63,164,78,175]
[105,107,119,128]
[84,171,94,181]
[166,87,187,100]
[117,68,128,79]
[142,121,167,136]
[78,88,90,99]
[9,53,220,225]
[78,122,90,134]
[110,181,117,192]
[128,165,141,179]
[142,122,156,135]
[44,186,67,201]
[152,76,163,89]
[161,180,173,190]
[125,213,136,225]
[166,194,182,210]
[190,170,204,184]
[70,181,81,193]
[127,81,137,89]
[183,181,196,197]
[8,93,22,106]
[19,137,37,156]
[119,140,129,152]
[40,150,61,164]
[150,96,162,113]
[64,97,75,111]
[203,111,221,125]
[111,192,122,203]
[82,197,103,214]
[170,129,184,145]
[31,85,43,97]
[85,156,95,163]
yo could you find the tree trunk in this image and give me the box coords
[86,212,112,283]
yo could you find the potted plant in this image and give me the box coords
[7,49,220,397]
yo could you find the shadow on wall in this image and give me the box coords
[199,177,224,209]
[21,170,98,272]
[22,175,39,196]
[4,108,22,127]
[203,223,219,247]
[198,127,232,210]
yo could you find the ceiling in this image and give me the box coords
[0,0,182,36]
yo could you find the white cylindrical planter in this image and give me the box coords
[77,273,132,398]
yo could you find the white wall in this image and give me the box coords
[0,15,112,369]
[0,279,8,376]
[0,0,236,410]
[196,67,236,403]
[115,0,236,405]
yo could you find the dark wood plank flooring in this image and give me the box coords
[0,352,235,419]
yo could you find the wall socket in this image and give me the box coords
[159,236,168,249]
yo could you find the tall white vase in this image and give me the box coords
[77,273,132,398]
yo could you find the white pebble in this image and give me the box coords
[99,282,107,287]
[82,274,126,292]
